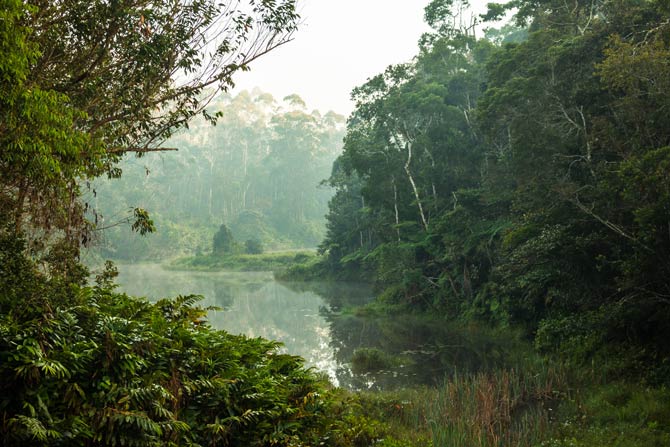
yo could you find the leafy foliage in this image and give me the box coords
[213,223,236,256]
[244,238,264,255]
[0,232,337,446]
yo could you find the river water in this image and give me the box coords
[115,263,516,390]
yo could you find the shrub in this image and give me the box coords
[213,223,235,255]
[244,238,264,254]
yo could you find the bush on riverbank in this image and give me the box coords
[0,235,338,445]
[277,255,373,282]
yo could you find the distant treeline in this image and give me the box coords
[92,90,345,260]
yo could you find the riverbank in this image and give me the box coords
[332,366,670,447]
[320,312,670,446]
[167,250,317,272]
[277,261,670,446]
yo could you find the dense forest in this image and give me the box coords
[2,0,670,445]
[92,90,345,260]
[306,0,670,382]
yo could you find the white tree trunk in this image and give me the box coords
[404,141,429,231]
[392,176,400,241]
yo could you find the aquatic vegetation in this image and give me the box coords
[351,348,408,375]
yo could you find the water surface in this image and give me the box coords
[115,263,521,390]
[115,263,352,384]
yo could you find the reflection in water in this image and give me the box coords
[322,313,514,390]
[114,264,345,384]
[285,282,519,391]
[115,264,517,391]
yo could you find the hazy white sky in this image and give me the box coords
[231,0,491,116]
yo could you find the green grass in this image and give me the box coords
[328,350,670,447]
[350,348,407,374]
[166,250,317,272]
[542,381,670,447]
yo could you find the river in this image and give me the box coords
[115,263,518,390]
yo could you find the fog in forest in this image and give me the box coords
[88,90,345,261]
[4,0,670,445]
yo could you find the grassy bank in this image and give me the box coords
[546,381,670,447]
[333,365,670,447]
[167,250,316,272]
[359,365,564,447]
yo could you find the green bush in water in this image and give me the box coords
[351,348,404,374]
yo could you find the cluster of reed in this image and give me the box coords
[381,365,566,447]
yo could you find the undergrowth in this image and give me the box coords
[350,363,565,447]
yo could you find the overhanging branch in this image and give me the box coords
[107,147,178,154]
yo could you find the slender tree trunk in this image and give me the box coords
[404,142,429,231]
[208,188,213,215]
[242,182,251,209]
[423,147,438,207]
[66,183,77,247]
[392,176,400,241]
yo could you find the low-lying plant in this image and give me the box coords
[542,381,670,447]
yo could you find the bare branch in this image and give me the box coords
[572,195,653,253]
